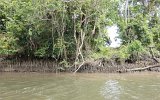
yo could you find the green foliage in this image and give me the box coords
[90,40,144,60]
[117,45,130,59]
[34,47,48,57]
[90,45,129,60]
[0,34,19,55]
[118,0,160,48]
[90,47,110,59]
[0,0,160,64]
[0,0,119,62]
[127,40,143,54]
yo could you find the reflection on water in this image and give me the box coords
[100,80,122,100]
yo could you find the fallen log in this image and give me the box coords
[117,64,160,73]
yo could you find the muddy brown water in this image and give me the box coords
[0,72,160,100]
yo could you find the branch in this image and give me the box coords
[117,64,160,73]
[73,61,85,74]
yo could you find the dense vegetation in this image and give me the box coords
[0,0,160,67]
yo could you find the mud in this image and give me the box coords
[0,57,160,73]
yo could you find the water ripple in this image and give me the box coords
[100,80,122,100]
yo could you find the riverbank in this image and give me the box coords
[0,57,160,73]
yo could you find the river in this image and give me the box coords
[0,72,160,100]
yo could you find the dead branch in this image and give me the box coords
[73,61,85,74]
[117,63,160,73]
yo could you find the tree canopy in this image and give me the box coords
[0,0,160,64]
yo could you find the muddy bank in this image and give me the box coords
[72,58,160,73]
[0,60,58,72]
[1,57,160,73]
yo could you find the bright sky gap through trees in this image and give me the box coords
[107,25,122,48]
